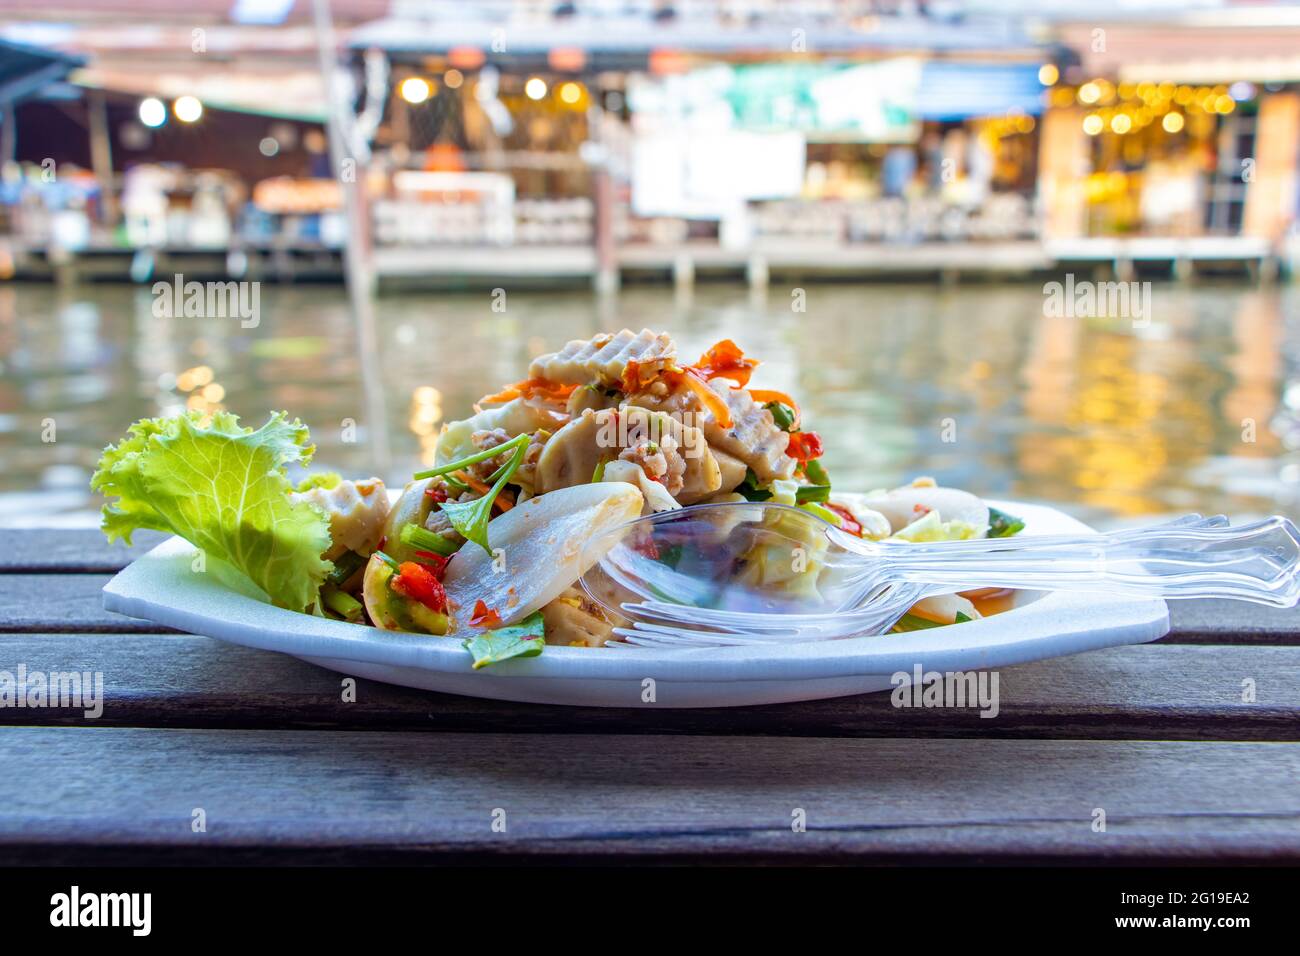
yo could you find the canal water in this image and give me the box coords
[2,280,1297,527]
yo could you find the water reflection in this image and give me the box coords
[0,280,1296,526]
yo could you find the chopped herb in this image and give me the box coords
[439,441,528,555]
[987,507,1026,538]
[373,550,400,571]
[463,610,546,669]
[592,459,606,483]
[892,613,945,632]
[796,484,831,503]
[954,611,973,623]
[803,457,830,486]
[442,474,470,494]
[765,401,797,431]
[658,543,685,570]
[413,432,529,481]
[326,549,366,585]
[797,501,841,525]
[399,523,459,557]
[321,585,364,623]
[738,467,772,502]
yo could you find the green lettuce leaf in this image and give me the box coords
[463,611,546,669]
[295,471,342,492]
[91,410,333,611]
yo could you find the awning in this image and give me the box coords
[348,13,1049,66]
[1058,20,1300,84]
[0,38,85,105]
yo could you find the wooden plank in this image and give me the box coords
[0,575,172,633]
[0,529,164,573]
[0,727,1295,863]
[1166,599,1300,644]
[0,634,1294,740]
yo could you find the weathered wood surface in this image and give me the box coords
[0,634,1294,740]
[1,527,1296,864]
[0,728,1295,864]
[0,574,176,633]
[0,529,165,572]
[3,569,1298,642]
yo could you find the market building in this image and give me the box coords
[1,1,1297,287]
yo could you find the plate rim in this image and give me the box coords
[101,498,1171,683]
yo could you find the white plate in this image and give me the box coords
[102,500,1169,708]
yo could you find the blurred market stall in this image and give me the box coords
[0,0,1298,287]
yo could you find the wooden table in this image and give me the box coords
[1,528,1297,865]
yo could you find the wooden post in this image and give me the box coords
[589,101,618,294]
[0,101,15,165]
[312,0,390,474]
[86,91,118,225]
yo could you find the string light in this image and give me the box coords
[139,98,166,128]
[173,96,203,123]
[400,77,432,104]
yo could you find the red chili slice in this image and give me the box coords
[391,561,448,613]
[412,551,450,578]
[785,430,824,463]
[469,599,503,629]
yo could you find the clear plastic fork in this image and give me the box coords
[586,512,1300,649]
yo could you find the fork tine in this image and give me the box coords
[625,600,850,630]
[612,624,776,647]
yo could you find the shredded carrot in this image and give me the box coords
[620,359,664,394]
[691,339,759,388]
[478,377,577,407]
[681,368,733,429]
[476,382,524,405]
[452,470,492,496]
[451,470,513,512]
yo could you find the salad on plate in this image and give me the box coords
[92,329,1024,668]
